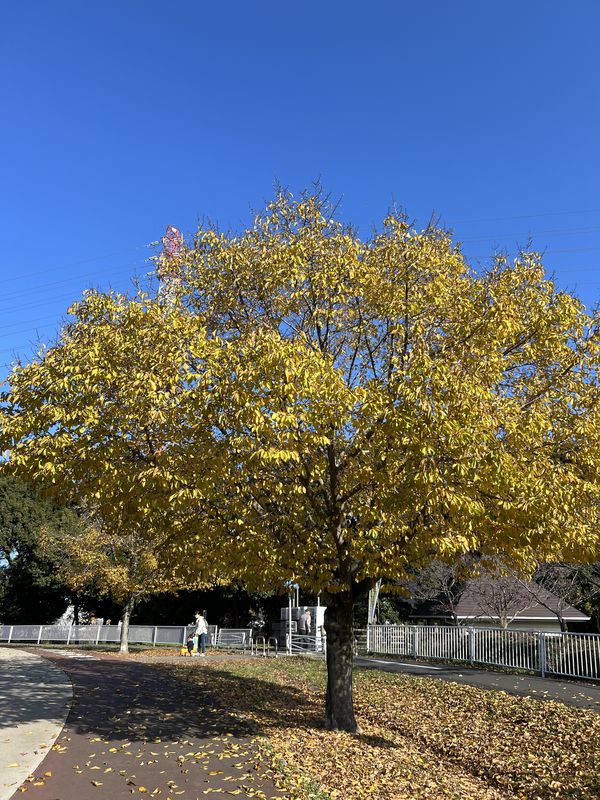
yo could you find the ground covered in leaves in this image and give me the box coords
[148,654,600,800]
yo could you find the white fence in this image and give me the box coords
[365,624,600,680]
[0,624,220,648]
[286,632,325,655]
[215,628,253,649]
[3,622,599,682]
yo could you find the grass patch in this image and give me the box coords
[152,656,600,800]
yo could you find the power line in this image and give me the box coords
[0,314,59,333]
[0,267,148,316]
[0,291,94,315]
[0,341,46,356]
[0,242,155,285]
[449,208,600,225]
[0,323,62,343]
[0,264,146,305]
[466,246,600,260]
[459,226,600,244]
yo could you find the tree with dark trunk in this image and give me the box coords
[322,581,371,731]
[4,190,600,731]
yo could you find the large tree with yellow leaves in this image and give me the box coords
[3,191,600,731]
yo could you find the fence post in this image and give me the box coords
[66,624,72,646]
[95,625,101,645]
[468,627,475,664]
[37,625,43,644]
[366,624,371,653]
[181,626,187,646]
[538,631,546,678]
[8,625,13,644]
[152,626,158,647]
[412,626,419,659]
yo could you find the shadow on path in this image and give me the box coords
[10,651,287,800]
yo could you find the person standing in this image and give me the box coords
[299,608,312,636]
[193,611,208,656]
[298,608,312,649]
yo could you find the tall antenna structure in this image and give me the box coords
[157,225,185,301]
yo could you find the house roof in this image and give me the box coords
[409,577,590,622]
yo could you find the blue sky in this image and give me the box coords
[1,1,599,378]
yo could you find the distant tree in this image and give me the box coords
[135,583,287,630]
[2,297,219,650]
[0,473,75,623]
[529,562,600,632]
[404,558,476,625]
[577,564,600,632]
[41,517,188,653]
[466,559,534,629]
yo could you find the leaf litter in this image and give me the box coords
[155,655,600,800]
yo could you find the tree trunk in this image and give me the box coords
[559,616,569,633]
[119,595,135,655]
[324,590,359,733]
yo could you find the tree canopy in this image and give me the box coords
[2,190,600,729]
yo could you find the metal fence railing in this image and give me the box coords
[4,622,598,682]
[363,624,600,680]
[215,628,253,650]
[285,632,326,655]
[0,624,221,648]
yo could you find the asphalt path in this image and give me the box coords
[6,649,285,800]
[354,655,600,711]
[3,646,599,800]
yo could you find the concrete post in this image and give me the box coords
[412,626,419,659]
[538,631,547,678]
[288,593,292,655]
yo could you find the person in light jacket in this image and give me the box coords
[192,611,208,656]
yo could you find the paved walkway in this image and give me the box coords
[0,648,72,800]
[3,646,599,800]
[355,655,600,711]
[4,648,285,800]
